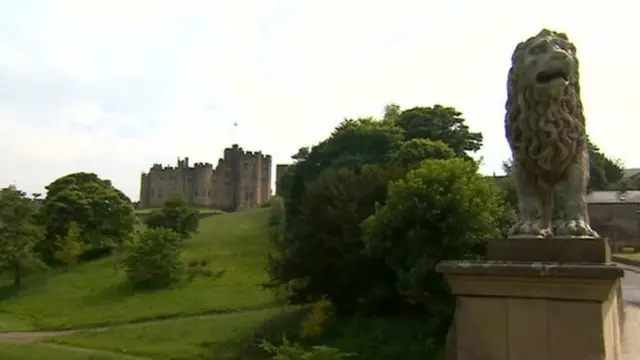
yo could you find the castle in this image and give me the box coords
[139,144,272,211]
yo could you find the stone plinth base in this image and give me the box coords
[437,261,624,360]
[488,236,611,263]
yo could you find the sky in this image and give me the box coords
[0,0,638,201]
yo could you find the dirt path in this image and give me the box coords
[0,306,276,341]
[0,338,151,359]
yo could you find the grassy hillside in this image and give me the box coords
[0,342,129,360]
[0,206,445,360]
[0,208,275,330]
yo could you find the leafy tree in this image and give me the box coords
[124,228,184,289]
[383,103,401,122]
[267,164,406,312]
[144,197,200,239]
[39,172,136,263]
[395,105,483,158]
[588,139,624,190]
[54,221,83,268]
[0,186,46,289]
[273,104,485,314]
[361,158,509,341]
[390,138,455,168]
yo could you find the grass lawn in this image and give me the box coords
[0,342,124,360]
[0,209,275,330]
[44,307,291,360]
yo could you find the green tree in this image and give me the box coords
[587,138,624,190]
[390,138,455,168]
[54,221,83,268]
[395,105,483,158]
[0,186,46,289]
[267,164,406,312]
[383,102,401,122]
[39,172,136,263]
[124,228,184,289]
[362,158,509,340]
[273,104,484,313]
[144,197,200,239]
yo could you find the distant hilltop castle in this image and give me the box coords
[139,144,272,211]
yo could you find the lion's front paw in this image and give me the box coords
[509,220,550,238]
[555,220,599,238]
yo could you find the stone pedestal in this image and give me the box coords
[437,240,625,360]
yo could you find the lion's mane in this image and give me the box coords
[505,29,587,187]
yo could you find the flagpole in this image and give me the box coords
[232,120,239,146]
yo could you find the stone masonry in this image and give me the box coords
[139,144,272,211]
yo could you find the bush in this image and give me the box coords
[124,228,184,289]
[362,158,510,341]
[266,164,407,313]
[260,336,355,360]
[144,197,200,239]
[53,221,84,267]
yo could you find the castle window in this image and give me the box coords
[243,162,248,170]
[208,190,212,197]
[159,176,165,180]
[194,190,198,197]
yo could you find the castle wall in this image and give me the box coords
[139,147,272,211]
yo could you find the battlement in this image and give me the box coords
[193,162,213,168]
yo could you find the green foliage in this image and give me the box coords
[588,138,624,190]
[395,105,483,157]
[268,164,406,311]
[362,158,509,340]
[272,104,484,314]
[39,172,136,263]
[300,298,334,339]
[0,186,46,288]
[124,228,184,289]
[261,336,355,360]
[391,138,455,168]
[0,209,274,330]
[143,197,200,239]
[53,221,84,267]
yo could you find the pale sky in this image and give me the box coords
[0,0,638,201]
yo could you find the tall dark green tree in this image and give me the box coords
[0,186,45,289]
[269,104,486,312]
[39,172,136,263]
[395,105,483,158]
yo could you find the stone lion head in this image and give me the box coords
[505,29,586,179]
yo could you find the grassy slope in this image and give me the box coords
[46,308,288,360]
[0,208,275,330]
[0,342,124,360]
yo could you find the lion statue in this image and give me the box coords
[504,29,598,238]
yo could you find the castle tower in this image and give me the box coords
[261,155,272,204]
[224,144,244,211]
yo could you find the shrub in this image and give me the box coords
[300,298,334,340]
[53,221,84,267]
[124,228,184,289]
[144,197,200,239]
[266,164,406,313]
[362,158,510,341]
[260,336,355,360]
